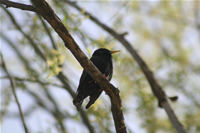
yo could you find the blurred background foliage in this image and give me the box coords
[1,1,200,133]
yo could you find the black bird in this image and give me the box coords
[73,48,119,111]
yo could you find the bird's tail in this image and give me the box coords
[73,97,83,111]
[86,91,102,109]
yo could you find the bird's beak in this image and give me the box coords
[111,50,120,54]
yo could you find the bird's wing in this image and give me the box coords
[79,69,88,85]
[79,56,111,84]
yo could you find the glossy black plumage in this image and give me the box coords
[73,48,119,111]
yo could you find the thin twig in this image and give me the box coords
[0,76,65,88]
[38,15,57,49]
[108,1,130,23]
[1,53,29,133]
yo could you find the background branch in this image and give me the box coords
[0,0,35,11]
[1,54,29,133]
[0,76,65,88]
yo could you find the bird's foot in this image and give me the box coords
[103,74,109,80]
[98,89,103,92]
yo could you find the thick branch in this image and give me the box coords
[1,54,29,133]
[31,0,127,132]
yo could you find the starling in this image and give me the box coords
[73,48,120,111]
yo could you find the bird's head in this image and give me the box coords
[92,48,120,58]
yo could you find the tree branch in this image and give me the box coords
[38,15,57,49]
[30,0,127,132]
[1,53,29,133]
[0,0,35,12]
[0,76,65,88]
[64,1,187,133]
